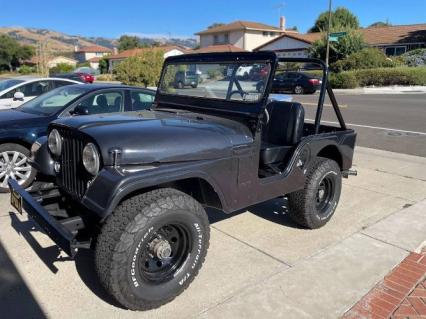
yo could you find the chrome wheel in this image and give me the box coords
[0,151,32,188]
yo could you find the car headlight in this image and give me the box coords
[82,143,100,175]
[48,129,62,156]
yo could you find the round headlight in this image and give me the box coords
[82,143,100,175]
[48,129,62,156]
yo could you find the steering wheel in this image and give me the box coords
[229,90,247,100]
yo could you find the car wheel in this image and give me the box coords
[95,188,210,310]
[177,81,184,89]
[0,143,36,193]
[287,157,341,229]
[191,84,198,88]
[294,85,304,94]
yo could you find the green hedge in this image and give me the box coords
[329,67,426,88]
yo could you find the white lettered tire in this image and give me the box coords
[95,188,210,310]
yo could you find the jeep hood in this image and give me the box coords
[52,111,253,165]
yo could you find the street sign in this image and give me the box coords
[329,32,347,42]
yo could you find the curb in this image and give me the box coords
[334,86,426,95]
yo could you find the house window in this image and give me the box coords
[213,34,219,44]
[224,33,229,44]
[269,32,276,36]
[385,46,407,56]
[262,31,268,36]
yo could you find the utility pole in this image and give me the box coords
[325,0,333,67]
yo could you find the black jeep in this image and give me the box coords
[9,52,356,311]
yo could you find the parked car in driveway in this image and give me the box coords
[257,71,321,94]
[174,70,198,88]
[51,72,95,83]
[0,84,155,192]
[0,77,80,110]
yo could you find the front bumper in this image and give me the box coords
[8,179,79,257]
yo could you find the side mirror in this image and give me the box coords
[71,104,90,115]
[13,91,25,101]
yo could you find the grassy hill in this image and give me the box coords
[0,27,197,54]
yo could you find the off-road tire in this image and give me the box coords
[94,188,210,311]
[0,143,36,193]
[287,157,341,229]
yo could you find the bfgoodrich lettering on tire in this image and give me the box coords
[95,188,210,310]
[287,157,342,229]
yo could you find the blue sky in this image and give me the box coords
[1,0,425,38]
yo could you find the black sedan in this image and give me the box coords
[257,71,321,94]
[0,84,155,192]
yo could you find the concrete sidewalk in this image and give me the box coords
[334,86,426,95]
[0,146,425,319]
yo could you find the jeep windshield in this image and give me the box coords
[159,61,270,103]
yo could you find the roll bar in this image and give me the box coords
[276,57,347,133]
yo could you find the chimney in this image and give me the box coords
[113,47,118,55]
[74,45,79,52]
[280,16,286,31]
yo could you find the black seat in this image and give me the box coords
[260,101,305,165]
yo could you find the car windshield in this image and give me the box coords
[17,85,87,115]
[159,61,271,103]
[0,79,24,91]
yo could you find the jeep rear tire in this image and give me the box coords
[287,157,341,229]
[95,188,210,311]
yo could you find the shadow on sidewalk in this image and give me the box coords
[6,196,301,310]
[207,197,303,229]
[0,239,47,318]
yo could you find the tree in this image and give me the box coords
[309,28,365,64]
[113,49,164,87]
[0,35,35,71]
[98,57,109,74]
[368,21,392,28]
[309,7,359,33]
[118,35,141,52]
[207,23,225,29]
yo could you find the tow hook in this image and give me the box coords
[342,169,357,178]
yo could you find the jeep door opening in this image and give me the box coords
[9,51,356,311]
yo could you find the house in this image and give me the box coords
[87,57,102,70]
[255,23,426,57]
[195,18,294,51]
[74,45,113,63]
[107,46,187,71]
[26,55,78,68]
[192,44,247,53]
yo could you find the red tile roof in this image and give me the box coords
[87,57,101,62]
[196,20,285,35]
[255,23,426,50]
[108,46,188,60]
[75,45,112,53]
[192,44,247,53]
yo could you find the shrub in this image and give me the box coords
[18,65,34,74]
[98,57,109,74]
[355,67,426,86]
[332,48,395,72]
[96,73,115,82]
[401,48,426,67]
[328,67,426,88]
[113,50,164,87]
[49,63,74,75]
[329,72,359,88]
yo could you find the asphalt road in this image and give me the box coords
[295,93,426,157]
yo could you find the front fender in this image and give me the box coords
[81,160,227,220]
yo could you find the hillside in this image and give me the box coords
[0,27,197,53]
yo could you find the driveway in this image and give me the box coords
[0,146,425,318]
